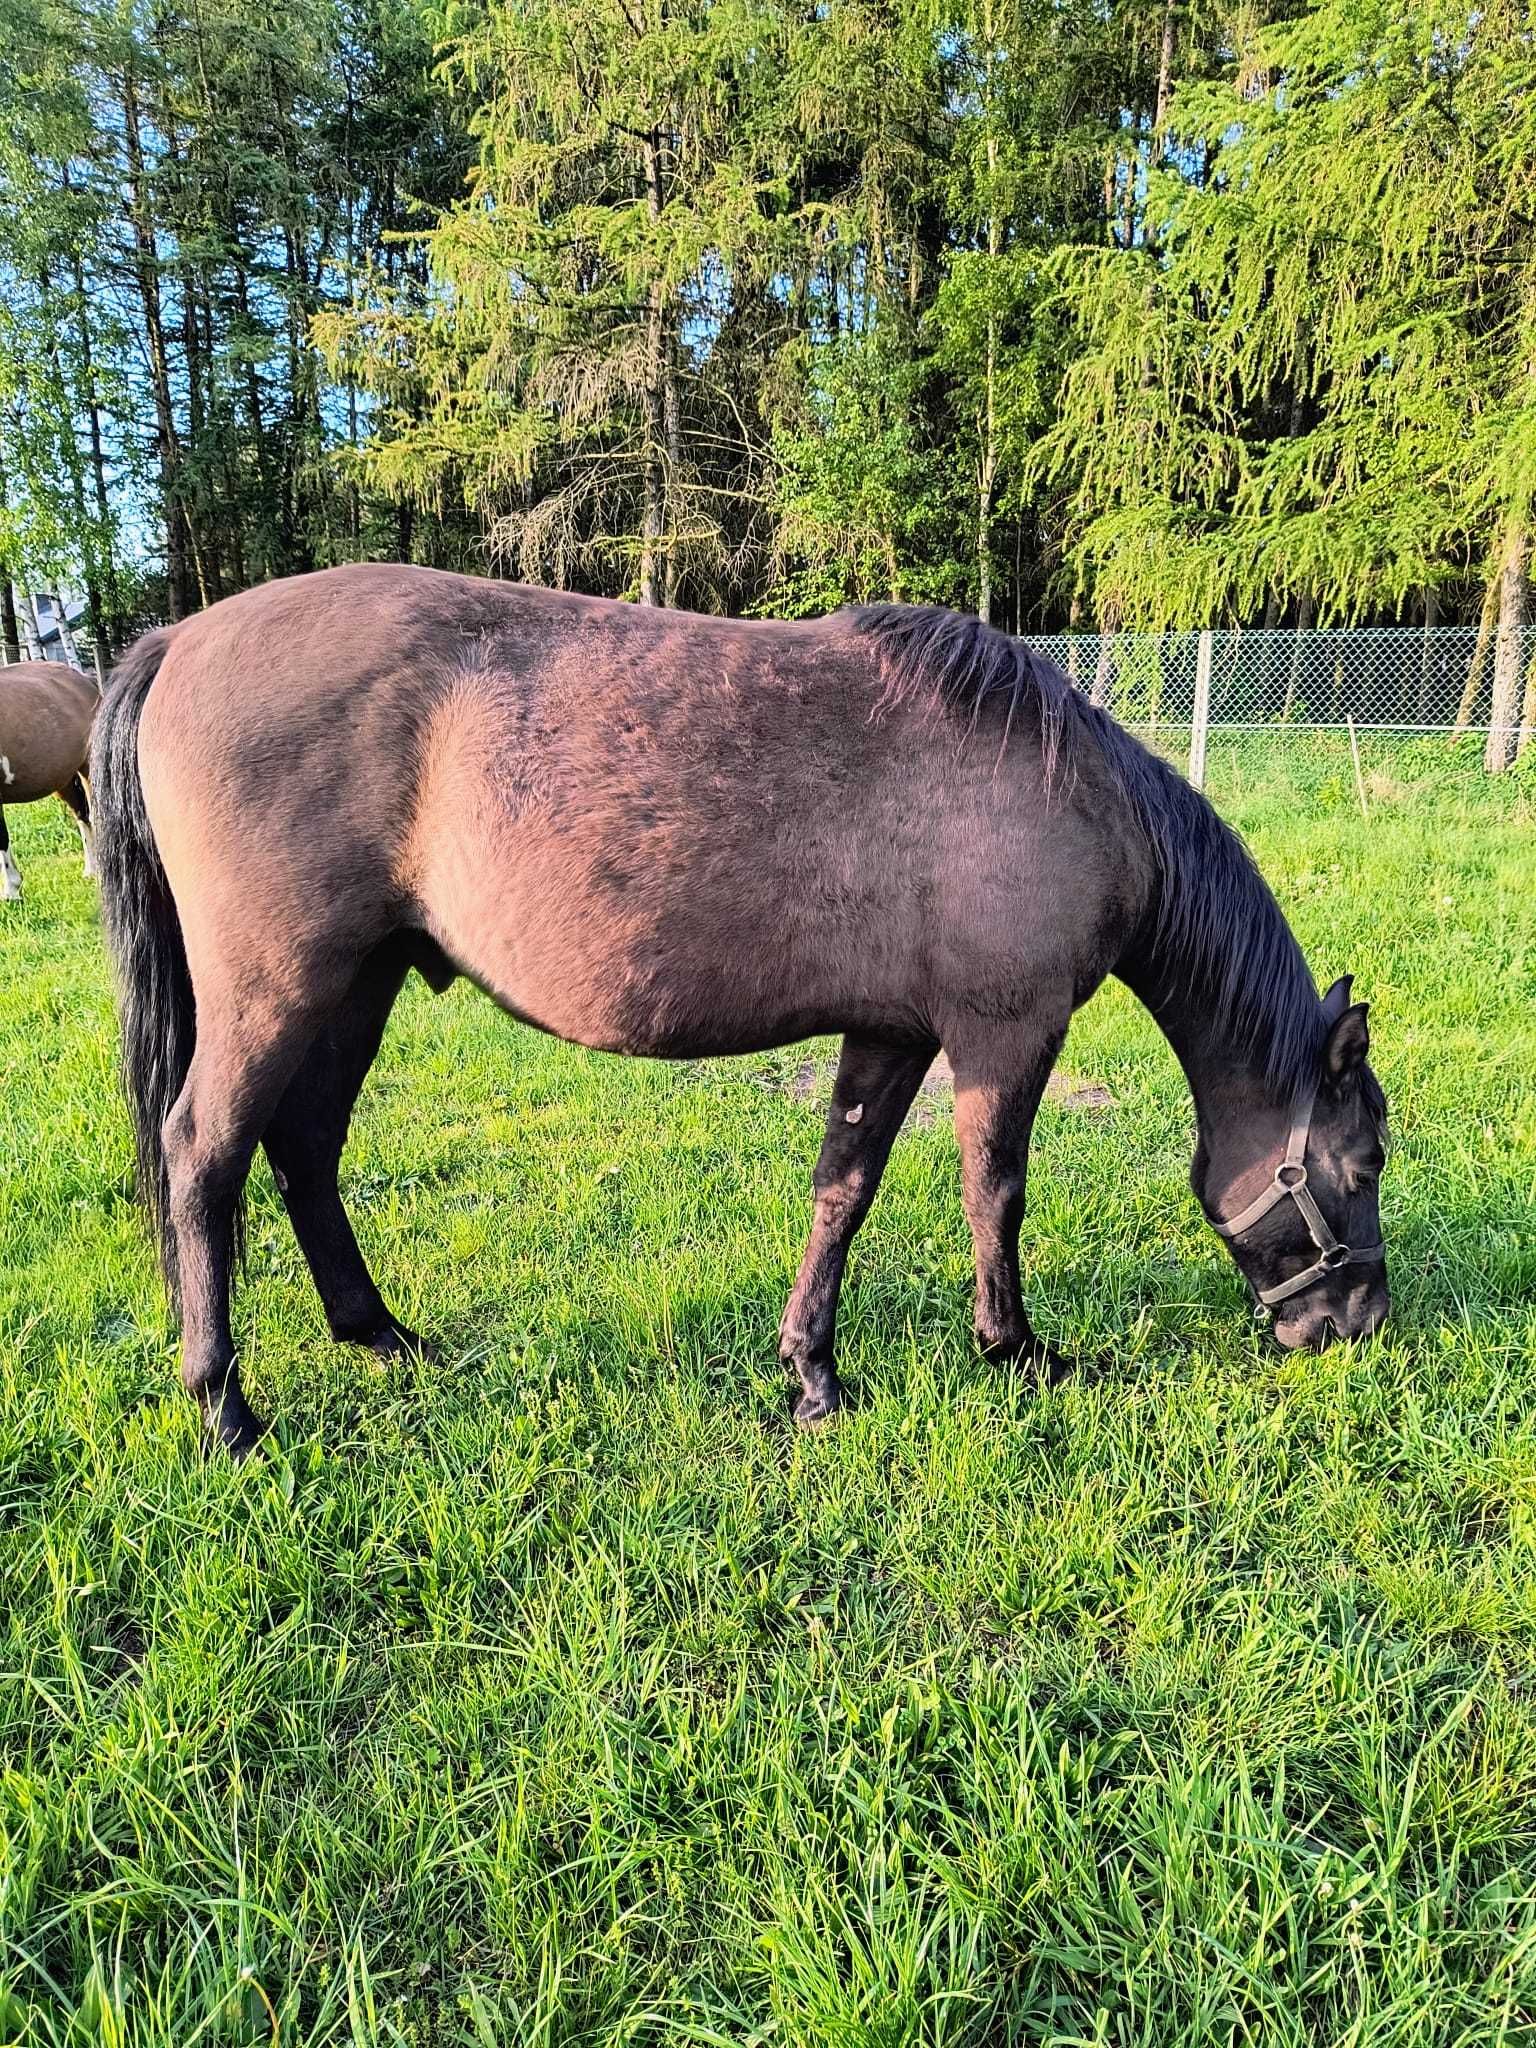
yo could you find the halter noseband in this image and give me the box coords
[1210,1085,1383,1310]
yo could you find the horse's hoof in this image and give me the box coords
[202,1410,268,1461]
[366,1322,439,1365]
[791,1387,844,1431]
[1031,1346,1080,1388]
[980,1334,1080,1387]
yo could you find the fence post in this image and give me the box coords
[1189,628,1213,790]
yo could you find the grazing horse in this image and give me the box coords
[0,658,98,899]
[91,566,1390,1455]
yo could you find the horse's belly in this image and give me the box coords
[0,746,76,803]
[425,851,914,1059]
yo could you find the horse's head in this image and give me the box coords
[1195,976,1389,1349]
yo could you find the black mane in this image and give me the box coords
[849,604,1326,1097]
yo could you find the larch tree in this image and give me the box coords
[1035,0,1536,728]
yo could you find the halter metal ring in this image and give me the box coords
[1212,1082,1380,1309]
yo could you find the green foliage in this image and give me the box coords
[2,0,1531,634]
[1038,0,1536,628]
[767,326,964,612]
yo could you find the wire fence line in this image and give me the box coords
[1017,626,1536,788]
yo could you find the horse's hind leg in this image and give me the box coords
[163,992,341,1454]
[779,1034,934,1427]
[57,774,93,876]
[0,807,19,899]
[948,1016,1076,1384]
[262,940,429,1360]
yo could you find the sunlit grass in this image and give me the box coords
[2,734,1533,2043]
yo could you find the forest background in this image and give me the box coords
[2,0,1533,673]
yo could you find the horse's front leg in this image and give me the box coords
[948,1018,1077,1384]
[779,1034,935,1428]
[58,774,94,877]
[0,807,19,900]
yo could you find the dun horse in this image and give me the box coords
[1,659,97,898]
[92,566,1389,1455]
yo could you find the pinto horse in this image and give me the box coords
[92,566,1389,1455]
[0,659,97,898]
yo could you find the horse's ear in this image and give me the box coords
[1324,1002,1370,1082]
[1321,974,1354,1025]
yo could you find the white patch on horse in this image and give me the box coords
[78,821,96,878]
[0,756,13,786]
[0,848,21,900]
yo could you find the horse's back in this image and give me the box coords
[0,659,96,799]
[131,563,1139,1056]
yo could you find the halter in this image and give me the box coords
[1210,1084,1383,1310]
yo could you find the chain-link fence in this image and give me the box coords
[1018,627,1536,795]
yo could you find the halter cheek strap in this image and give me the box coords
[1210,1086,1383,1309]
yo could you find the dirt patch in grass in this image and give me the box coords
[782,1051,1115,1126]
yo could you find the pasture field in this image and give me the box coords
[1,736,1534,2046]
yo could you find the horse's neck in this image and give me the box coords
[1119,963,1274,1138]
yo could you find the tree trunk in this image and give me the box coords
[1280,591,1313,720]
[1154,2,1177,134]
[639,131,669,608]
[60,170,120,672]
[233,256,271,581]
[1091,634,1113,707]
[17,590,43,660]
[76,278,117,675]
[121,66,192,618]
[1485,523,1527,772]
[663,334,682,607]
[49,598,83,666]
[1103,151,1117,247]
[1452,569,1502,734]
[180,262,215,603]
[976,14,999,623]
[0,580,18,665]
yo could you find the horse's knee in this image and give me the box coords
[811,1160,873,1229]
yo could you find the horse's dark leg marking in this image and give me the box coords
[57,774,94,875]
[0,805,18,899]
[779,1034,934,1428]
[262,942,430,1361]
[57,773,90,825]
[163,1000,335,1456]
[949,1019,1075,1383]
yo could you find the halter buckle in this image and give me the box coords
[1320,1242,1350,1271]
[1275,1161,1308,1190]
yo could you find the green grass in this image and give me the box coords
[2,735,1534,2045]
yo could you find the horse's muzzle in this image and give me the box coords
[1272,1270,1390,1351]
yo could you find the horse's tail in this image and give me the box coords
[91,627,196,1304]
